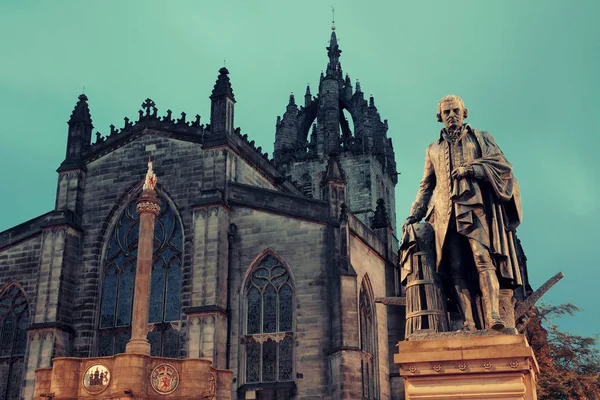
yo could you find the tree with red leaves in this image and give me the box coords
[525,304,600,400]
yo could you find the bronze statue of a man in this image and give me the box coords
[405,95,523,331]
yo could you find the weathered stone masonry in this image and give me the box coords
[0,28,404,400]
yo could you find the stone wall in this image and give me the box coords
[0,236,42,312]
[227,207,330,398]
[1,129,399,399]
[350,234,391,400]
[281,152,397,231]
[72,134,207,357]
[0,235,42,399]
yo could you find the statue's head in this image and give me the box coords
[436,95,469,131]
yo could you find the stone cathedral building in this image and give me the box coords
[0,28,404,399]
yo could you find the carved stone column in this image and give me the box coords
[125,188,160,355]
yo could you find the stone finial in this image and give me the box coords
[210,67,236,101]
[321,153,346,186]
[326,30,342,73]
[142,158,157,191]
[305,84,312,107]
[68,93,93,127]
[371,198,390,229]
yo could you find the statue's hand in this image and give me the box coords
[452,165,474,180]
[402,215,420,230]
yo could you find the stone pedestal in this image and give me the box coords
[394,334,539,400]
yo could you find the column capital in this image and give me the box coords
[136,190,160,215]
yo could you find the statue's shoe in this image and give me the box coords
[457,321,477,332]
[490,314,506,330]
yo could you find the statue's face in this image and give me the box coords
[439,98,465,131]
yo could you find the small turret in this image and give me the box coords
[321,153,346,186]
[274,92,300,157]
[344,74,353,98]
[210,67,236,134]
[305,84,312,108]
[371,198,390,230]
[59,94,93,172]
[321,153,347,219]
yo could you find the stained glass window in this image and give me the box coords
[148,323,180,358]
[359,281,378,399]
[0,284,29,400]
[244,255,294,384]
[98,196,183,357]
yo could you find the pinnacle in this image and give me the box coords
[326,29,342,73]
[68,93,93,127]
[210,67,236,101]
[321,153,346,185]
[371,198,390,229]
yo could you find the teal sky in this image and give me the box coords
[1,1,598,339]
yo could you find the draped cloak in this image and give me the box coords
[402,125,523,288]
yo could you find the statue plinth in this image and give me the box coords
[395,334,539,399]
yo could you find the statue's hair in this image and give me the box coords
[437,95,465,114]
[436,95,468,122]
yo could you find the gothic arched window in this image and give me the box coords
[98,197,183,357]
[0,284,29,400]
[244,255,294,385]
[360,280,378,399]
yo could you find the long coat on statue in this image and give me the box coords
[408,125,523,287]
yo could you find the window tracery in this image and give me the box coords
[98,197,182,357]
[244,255,294,385]
[0,285,29,400]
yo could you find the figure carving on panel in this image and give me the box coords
[402,95,523,332]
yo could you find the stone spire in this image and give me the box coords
[305,84,312,107]
[59,94,93,172]
[125,161,161,356]
[68,94,93,127]
[371,198,390,229]
[210,67,236,134]
[326,30,342,78]
[321,153,346,186]
[210,67,235,101]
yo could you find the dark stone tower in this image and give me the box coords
[210,67,236,134]
[273,28,399,232]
